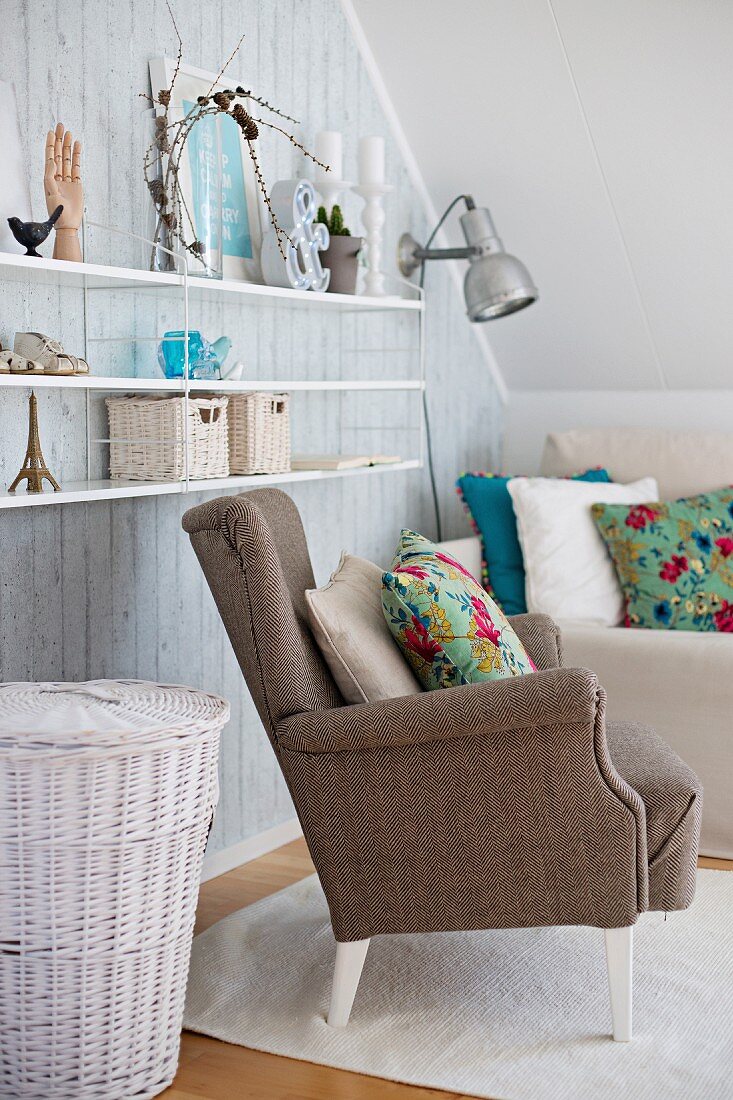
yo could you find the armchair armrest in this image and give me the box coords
[509,612,563,670]
[277,667,648,941]
[277,666,595,755]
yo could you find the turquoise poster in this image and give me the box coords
[184,101,253,260]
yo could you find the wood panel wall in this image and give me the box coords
[0,0,503,853]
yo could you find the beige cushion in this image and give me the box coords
[435,536,483,582]
[541,427,733,499]
[306,553,422,704]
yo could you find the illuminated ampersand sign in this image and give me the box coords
[260,179,331,292]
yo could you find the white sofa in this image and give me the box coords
[444,427,733,859]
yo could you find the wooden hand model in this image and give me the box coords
[44,123,83,262]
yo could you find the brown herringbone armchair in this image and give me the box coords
[183,487,701,1042]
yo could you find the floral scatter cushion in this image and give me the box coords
[382,529,536,690]
[592,487,733,632]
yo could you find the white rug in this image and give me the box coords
[184,870,733,1099]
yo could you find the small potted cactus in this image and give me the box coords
[316,204,363,294]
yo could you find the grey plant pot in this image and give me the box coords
[322,236,363,295]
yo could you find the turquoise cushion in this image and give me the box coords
[456,467,612,615]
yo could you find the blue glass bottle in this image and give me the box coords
[158,331,222,380]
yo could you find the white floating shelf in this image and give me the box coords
[0,374,172,391]
[0,250,176,291]
[0,460,421,510]
[0,478,182,508]
[188,460,420,493]
[0,374,423,393]
[187,379,424,393]
[0,251,422,311]
[187,275,421,310]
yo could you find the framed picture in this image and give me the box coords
[148,57,264,282]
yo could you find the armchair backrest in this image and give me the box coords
[182,489,342,742]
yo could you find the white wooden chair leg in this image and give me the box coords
[604,926,633,1042]
[327,938,370,1027]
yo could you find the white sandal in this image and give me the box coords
[13,332,90,376]
[0,349,45,374]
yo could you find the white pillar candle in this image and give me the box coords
[314,130,342,181]
[358,135,385,185]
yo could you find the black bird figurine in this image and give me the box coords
[7,205,64,258]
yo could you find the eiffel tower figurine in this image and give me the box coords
[8,390,61,493]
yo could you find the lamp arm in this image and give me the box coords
[397,233,480,277]
[412,244,479,262]
[397,190,536,551]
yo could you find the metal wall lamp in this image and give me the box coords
[398,195,538,321]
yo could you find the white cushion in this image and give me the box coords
[540,427,733,499]
[306,553,422,704]
[507,476,658,626]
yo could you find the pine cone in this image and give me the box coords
[232,103,258,141]
[153,116,170,153]
[147,178,166,208]
[157,89,171,107]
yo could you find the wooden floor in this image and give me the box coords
[162,838,732,1100]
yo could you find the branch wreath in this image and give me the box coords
[142,2,329,272]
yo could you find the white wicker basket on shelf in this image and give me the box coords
[106,394,229,481]
[0,679,229,1100]
[228,391,290,475]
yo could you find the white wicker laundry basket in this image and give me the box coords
[0,679,229,1100]
[228,391,290,475]
[106,394,229,481]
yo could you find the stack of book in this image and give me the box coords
[290,454,401,471]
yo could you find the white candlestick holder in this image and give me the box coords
[353,182,393,297]
[316,178,353,216]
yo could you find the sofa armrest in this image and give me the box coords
[277,666,592,755]
[508,613,563,670]
[278,668,647,940]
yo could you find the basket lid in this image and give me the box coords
[0,679,229,750]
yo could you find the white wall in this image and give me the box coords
[352,0,733,496]
[351,0,733,395]
[503,391,733,473]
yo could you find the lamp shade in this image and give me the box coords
[464,252,538,322]
[459,204,538,322]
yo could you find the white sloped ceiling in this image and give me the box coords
[348,0,733,391]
